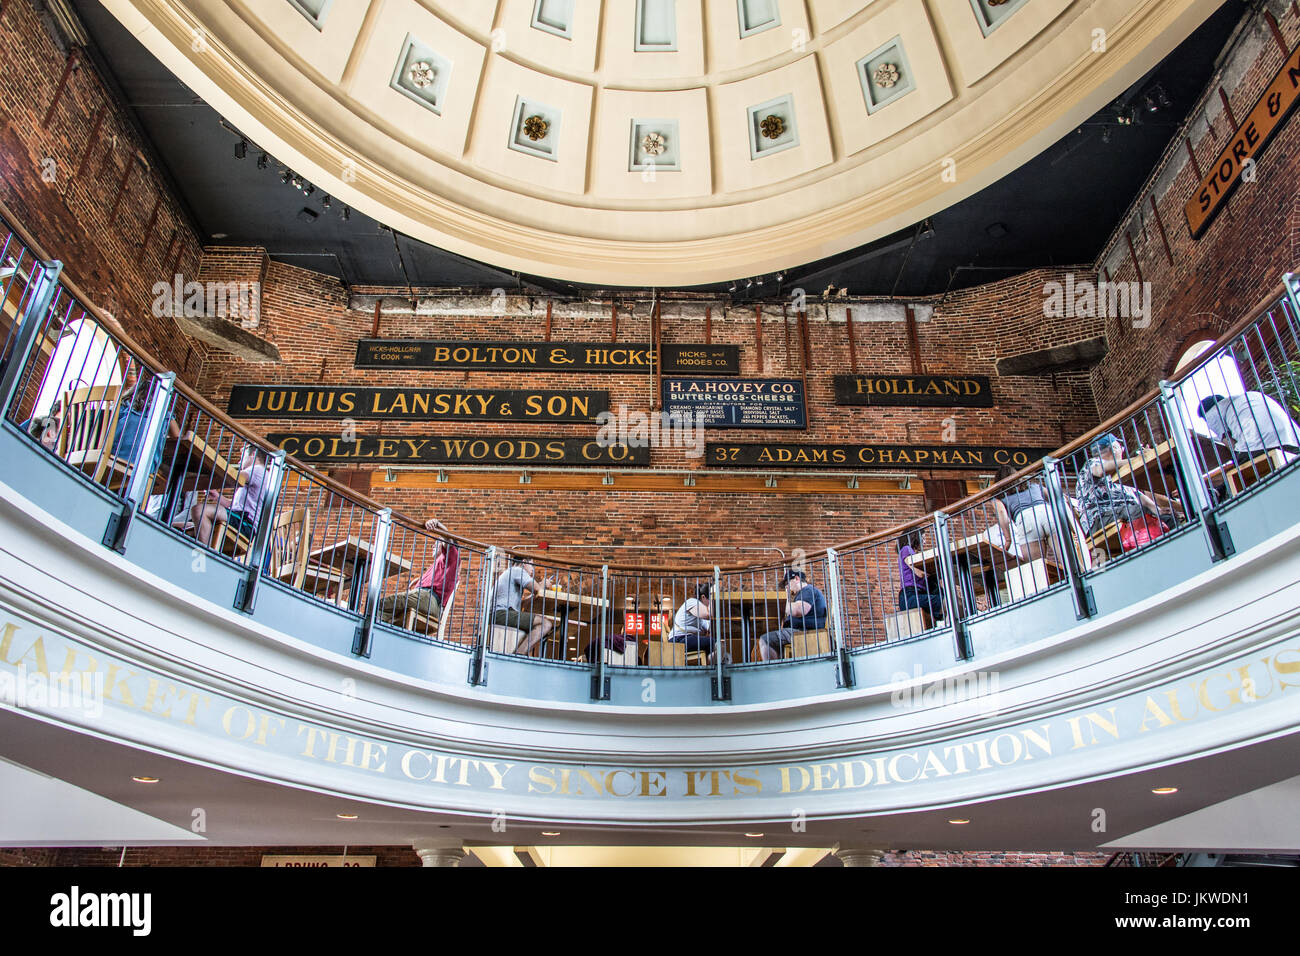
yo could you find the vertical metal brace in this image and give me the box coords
[712,565,729,701]
[351,508,392,658]
[105,372,176,552]
[1159,381,1233,561]
[469,546,496,686]
[1042,457,1096,619]
[826,548,855,689]
[0,259,62,413]
[932,512,971,661]
[233,451,286,613]
[591,565,610,700]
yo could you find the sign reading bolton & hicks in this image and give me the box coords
[1185,40,1300,237]
[271,434,650,466]
[355,340,740,374]
[662,378,806,429]
[707,443,1054,470]
[834,374,993,408]
[227,385,608,422]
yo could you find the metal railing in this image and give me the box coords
[2,206,1299,697]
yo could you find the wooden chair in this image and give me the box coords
[58,385,129,490]
[265,508,312,589]
[648,641,686,666]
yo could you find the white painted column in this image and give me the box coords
[413,839,467,867]
[834,846,886,867]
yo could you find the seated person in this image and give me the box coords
[379,517,459,627]
[1199,392,1300,462]
[991,464,1060,565]
[491,557,553,655]
[1075,433,1183,537]
[758,569,827,662]
[896,530,944,622]
[667,583,714,663]
[188,445,269,548]
[112,366,181,475]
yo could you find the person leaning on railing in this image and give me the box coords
[757,569,828,662]
[1075,433,1184,537]
[896,530,944,621]
[378,517,459,627]
[991,464,1060,566]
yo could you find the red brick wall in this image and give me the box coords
[1092,5,1300,417]
[0,0,207,376]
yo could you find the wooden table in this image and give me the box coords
[305,535,412,613]
[518,587,609,660]
[909,530,1062,614]
[158,430,247,525]
[1111,434,1233,500]
[717,590,786,663]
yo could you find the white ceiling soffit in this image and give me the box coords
[99,0,1223,284]
[1106,775,1300,853]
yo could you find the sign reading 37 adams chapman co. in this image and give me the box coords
[1185,40,1300,237]
[833,374,993,408]
[227,385,608,422]
[708,443,1054,470]
[270,434,649,466]
[355,340,740,374]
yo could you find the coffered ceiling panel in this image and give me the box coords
[101,0,1228,285]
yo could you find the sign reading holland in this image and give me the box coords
[227,385,608,422]
[707,443,1054,470]
[833,374,993,408]
[662,378,806,429]
[356,340,741,374]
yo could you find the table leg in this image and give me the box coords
[955,555,979,616]
[349,558,367,614]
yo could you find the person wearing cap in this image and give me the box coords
[1198,392,1299,462]
[1074,432,1181,535]
[757,568,828,662]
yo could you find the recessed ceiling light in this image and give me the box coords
[745,832,764,838]
[131,776,159,784]
[337,813,359,820]
[1151,787,1179,795]
[948,818,971,825]
[211,233,227,240]
[541,831,561,837]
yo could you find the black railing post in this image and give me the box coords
[351,507,392,658]
[0,259,61,414]
[1042,456,1096,619]
[933,512,971,660]
[105,371,176,552]
[826,548,854,688]
[591,564,610,701]
[1159,381,1233,561]
[234,450,286,613]
[712,565,729,701]
[469,545,496,686]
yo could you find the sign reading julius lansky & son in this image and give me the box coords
[355,340,741,375]
[708,443,1054,470]
[662,378,806,429]
[271,434,650,466]
[227,385,607,422]
[833,374,993,408]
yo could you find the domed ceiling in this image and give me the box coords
[100,0,1226,286]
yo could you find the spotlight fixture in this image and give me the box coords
[775,272,785,283]
[745,278,754,290]
[756,275,764,286]
[727,281,738,294]
[292,175,304,190]
[321,194,331,209]
[257,152,269,170]
[280,169,291,184]
[234,139,247,159]
[303,183,315,197]
[341,205,352,221]
[1144,93,1160,114]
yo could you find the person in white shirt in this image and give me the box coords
[1198,392,1300,463]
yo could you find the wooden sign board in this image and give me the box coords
[662,378,806,429]
[227,385,607,422]
[270,434,650,466]
[833,374,993,408]
[356,340,740,374]
[260,855,376,867]
[706,443,1054,470]
[1185,41,1300,237]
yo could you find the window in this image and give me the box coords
[1172,339,1247,437]
[33,318,123,417]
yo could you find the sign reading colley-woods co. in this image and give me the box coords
[662,378,806,429]
[1185,40,1300,237]
[707,443,1054,470]
[270,434,650,466]
[834,374,994,408]
[227,385,608,422]
[355,340,741,374]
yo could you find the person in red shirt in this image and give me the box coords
[379,517,459,628]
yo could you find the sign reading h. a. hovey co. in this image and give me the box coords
[227,385,607,422]
[833,374,993,408]
[708,443,1054,470]
[356,340,741,374]
[662,378,806,429]
[271,434,650,466]
[1185,40,1300,237]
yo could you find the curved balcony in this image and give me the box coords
[3,205,1300,847]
